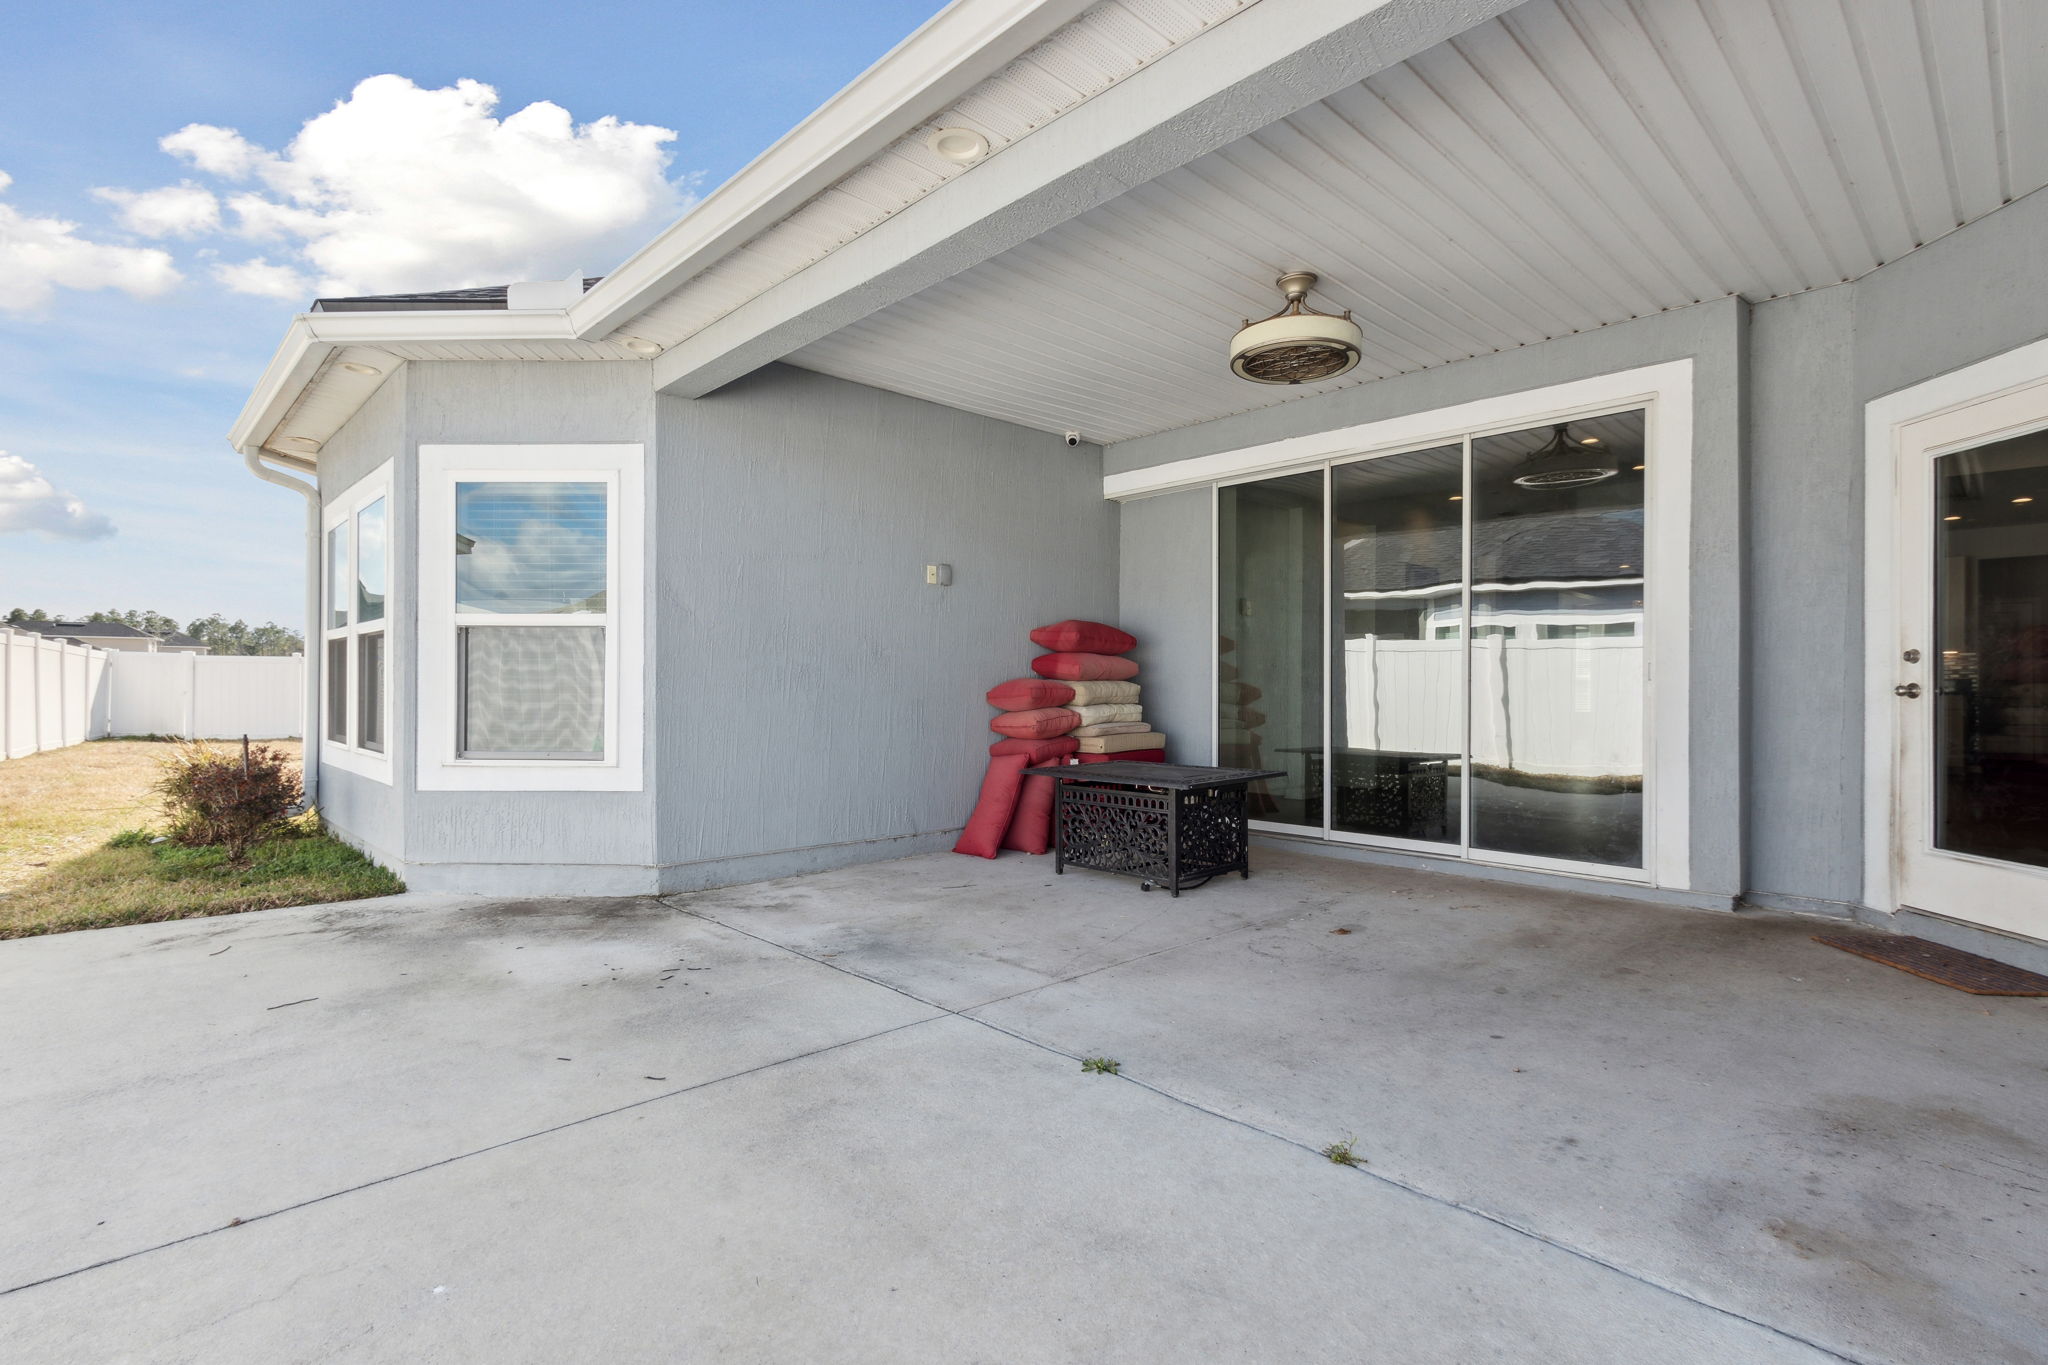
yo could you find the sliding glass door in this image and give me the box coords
[1219,409,1650,875]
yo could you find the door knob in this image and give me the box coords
[1894,683,1922,698]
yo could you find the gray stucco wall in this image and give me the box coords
[313,368,409,866]
[1112,299,1747,902]
[653,363,1117,891]
[1119,489,1214,764]
[1743,185,2048,913]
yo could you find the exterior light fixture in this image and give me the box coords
[337,361,383,376]
[1228,271,1363,385]
[1510,423,1619,490]
[2015,496,2035,504]
[286,436,321,450]
[926,127,990,165]
[619,337,663,355]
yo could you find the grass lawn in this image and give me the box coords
[0,738,403,939]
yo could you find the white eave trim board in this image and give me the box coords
[567,0,1096,341]
[228,310,583,454]
[652,0,1528,399]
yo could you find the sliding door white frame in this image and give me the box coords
[1191,361,1695,892]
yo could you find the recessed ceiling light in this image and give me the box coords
[1448,494,1463,501]
[337,361,382,376]
[1944,514,1962,521]
[618,337,662,355]
[926,126,990,165]
[1578,437,1601,446]
[1633,464,1645,470]
[2014,496,2035,504]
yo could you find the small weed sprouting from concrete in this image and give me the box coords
[1321,1137,1365,1167]
[1081,1056,1121,1075]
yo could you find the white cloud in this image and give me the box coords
[0,171,182,312]
[0,453,115,539]
[92,182,222,237]
[211,257,311,301]
[156,75,688,299]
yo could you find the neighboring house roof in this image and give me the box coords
[10,618,152,639]
[155,632,209,649]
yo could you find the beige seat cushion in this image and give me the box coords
[1076,731,1167,754]
[1071,720,1151,737]
[1064,702,1142,726]
[1065,680,1139,706]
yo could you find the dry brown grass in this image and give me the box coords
[0,739,302,894]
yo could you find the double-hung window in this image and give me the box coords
[322,462,392,781]
[418,445,643,791]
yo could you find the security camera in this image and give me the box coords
[1063,431,1082,447]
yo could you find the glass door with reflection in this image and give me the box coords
[1329,445,1464,845]
[1467,412,1647,867]
[1218,471,1323,828]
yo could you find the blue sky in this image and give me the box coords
[0,0,941,629]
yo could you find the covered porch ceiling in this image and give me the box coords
[782,0,2047,445]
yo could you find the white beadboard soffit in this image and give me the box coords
[784,0,2048,444]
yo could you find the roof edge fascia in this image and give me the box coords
[566,0,1094,341]
[228,310,581,454]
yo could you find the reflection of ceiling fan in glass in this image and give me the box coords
[1512,423,1619,490]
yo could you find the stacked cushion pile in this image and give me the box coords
[954,619,1168,858]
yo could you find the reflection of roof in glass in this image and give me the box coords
[1343,509,1644,591]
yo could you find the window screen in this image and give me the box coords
[357,633,384,752]
[459,626,605,757]
[325,637,349,743]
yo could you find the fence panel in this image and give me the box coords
[105,653,304,740]
[2,630,303,759]
[1,630,111,760]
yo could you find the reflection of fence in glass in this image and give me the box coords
[1342,632,1643,780]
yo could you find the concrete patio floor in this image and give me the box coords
[1,847,2042,1363]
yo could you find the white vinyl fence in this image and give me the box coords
[1342,635,1643,778]
[1,628,303,760]
[2,630,110,759]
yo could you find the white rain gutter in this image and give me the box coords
[241,447,323,807]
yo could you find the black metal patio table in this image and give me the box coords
[1024,762,1286,896]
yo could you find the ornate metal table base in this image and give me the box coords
[1030,762,1285,897]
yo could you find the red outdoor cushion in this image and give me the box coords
[986,677,1075,711]
[988,736,1079,761]
[1002,773,1056,854]
[1031,652,1140,682]
[954,753,1030,859]
[1030,619,1136,655]
[1074,749,1164,764]
[990,707,1082,739]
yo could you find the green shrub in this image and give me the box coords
[153,741,302,863]
[105,828,154,849]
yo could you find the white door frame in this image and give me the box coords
[1862,336,2048,922]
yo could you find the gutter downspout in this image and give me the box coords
[242,447,322,809]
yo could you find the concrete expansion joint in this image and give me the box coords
[668,897,1877,1365]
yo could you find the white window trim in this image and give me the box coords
[1173,360,1694,892]
[322,459,394,785]
[416,443,644,792]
